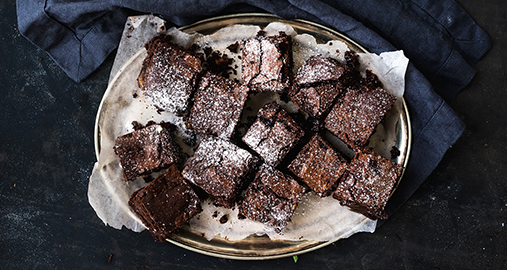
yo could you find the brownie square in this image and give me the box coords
[294,55,345,85]
[138,35,203,115]
[114,122,181,181]
[290,55,346,118]
[242,102,304,167]
[239,164,305,232]
[324,87,396,148]
[241,32,292,92]
[128,165,201,242]
[333,150,402,220]
[288,134,348,197]
[187,72,249,139]
[181,136,256,207]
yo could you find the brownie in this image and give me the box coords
[181,136,256,208]
[290,55,347,118]
[239,164,305,232]
[138,35,203,115]
[242,102,304,167]
[241,32,292,92]
[294,55,345,85]
[128,165,201,242]
[114,122,181,181]
[288,134,348,197]
[324,86,396,149]
[333,150,402,220]
[186,72,249,139]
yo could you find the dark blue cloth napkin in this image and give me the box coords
[17,0,491,222]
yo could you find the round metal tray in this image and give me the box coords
[94,13,411,260]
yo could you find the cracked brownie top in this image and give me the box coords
[288,134,348,197]
[138,35,203,115]
[242,102,304,167]
[241,32,292,92]
[182,136,256,207]
[333,149,402,220]
[239,164,305,232]
[187,72,249,139]
[290,55,348,118]
[114,122,181,181]
[128,164,201,242]
[325,86,396,149]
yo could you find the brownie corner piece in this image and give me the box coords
[239,164,305,232]
[333,149,402,220]
[288,133,348,197]
[187,72,249,139]
[128,164,201,242]
[324,86,396,148]
[138,35,203,115]
[114,122,181,181]
[241,32,292,92]
[181,136,256,208]
[242,102,304,167]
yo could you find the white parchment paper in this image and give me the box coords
[88,15,409,242]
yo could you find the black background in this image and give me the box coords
[1,0,506,269]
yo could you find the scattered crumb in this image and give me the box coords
[227,42,239,53]
[390,146,400,159]
[219,215,228,224]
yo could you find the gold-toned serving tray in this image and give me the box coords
[94,13,411,260]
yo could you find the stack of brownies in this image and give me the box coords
[113,31,402,242]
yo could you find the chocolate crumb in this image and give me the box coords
[256,30,266,36]
[133,93,139,98]
[391,146,401,159]
[212,211,219,218]
[131,121,143,130]
[154,105,165,114]
[227,42,239,53]
[237,213,246,220]
[203,50,233,78]
[219,214,228,224]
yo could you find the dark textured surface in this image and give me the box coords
[1,1,506,269]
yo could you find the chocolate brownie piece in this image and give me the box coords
[288,134,348,197]
[333,150,402,220]
[138,35,202,115]
[187,72,249,139]
[239,164,305,232]
[114,122,181,181]
[128,165,201,242]
[324,86,396,149]
[290,55,347,118]
[241,32,292,92]
[294,55,345,85]
[242,102,304,167]
[181,136,256,208]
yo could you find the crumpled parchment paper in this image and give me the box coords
[88,15,409,242]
